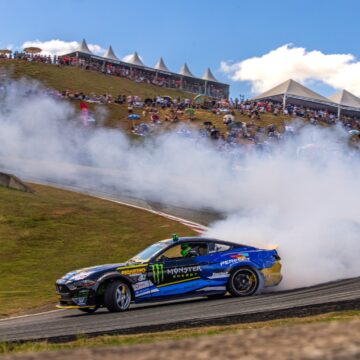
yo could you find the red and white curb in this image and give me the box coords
[98,196,209,234]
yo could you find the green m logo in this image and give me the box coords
[151,263,164,284]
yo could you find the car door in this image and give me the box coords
[202,241,233,290]
[148,242,210,298]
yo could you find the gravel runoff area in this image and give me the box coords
[3,318,360,360]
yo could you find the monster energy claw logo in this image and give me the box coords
[151,264,164,284]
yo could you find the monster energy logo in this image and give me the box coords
[151,264,164,284]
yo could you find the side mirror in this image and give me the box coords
[158,255,168,262]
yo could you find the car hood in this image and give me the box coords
[58,262,146,283]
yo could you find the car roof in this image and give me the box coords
[160,236,247,248]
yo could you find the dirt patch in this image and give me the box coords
[3,318,360,359]
[50,208,76,217]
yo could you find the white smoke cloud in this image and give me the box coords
[21,39,105,56]
[1,77,360,290]
[221,44,360,96]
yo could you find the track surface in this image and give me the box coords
[1,167,360,343]
[1,277,360,343]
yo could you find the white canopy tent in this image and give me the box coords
[251,79,336,111]
[103,45,118,60]
[76,39,92,54]
[202,68,218,82]
[154,57,170,72]
[124,52,145,67]
[179,63,194,77]
[328,89,360,118]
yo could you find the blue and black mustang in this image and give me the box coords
[56,235,282,313]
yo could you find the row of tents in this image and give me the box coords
[251,79,360,117]
[73,39,221,83]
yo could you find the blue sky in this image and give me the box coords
[1,0,360,98]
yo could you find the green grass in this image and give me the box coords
[1,310,360,354]
[0,184,195,316]
[0,59,291,132]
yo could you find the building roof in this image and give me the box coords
[103,45,118,60]
[76,39,92,54]
[328,89,360,109]
[179,63,194,77]
[154,57,170,72]
[252,79,331,103]
[124,51,144,66]
[202,68,218,82]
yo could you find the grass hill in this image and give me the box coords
[0,184,195,317]
[0,60,285,134]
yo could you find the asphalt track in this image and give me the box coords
[1,277,360,343]
[1,168,360,343]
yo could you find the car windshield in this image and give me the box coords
[129,242,169,262]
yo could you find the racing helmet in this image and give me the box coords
[181,243,192,257]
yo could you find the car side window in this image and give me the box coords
[155,242,209,261]
[155,244,182,261]
[209,242,231,253]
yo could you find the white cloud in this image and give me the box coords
[221,44,360,96]
[21,39,105,56]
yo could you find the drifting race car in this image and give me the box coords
[56,235,282,313]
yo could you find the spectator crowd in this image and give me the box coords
[2,52,360,149]
[1,51,227,98]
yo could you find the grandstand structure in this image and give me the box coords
[60,39,229,99]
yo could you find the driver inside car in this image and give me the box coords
[181,243,199,257]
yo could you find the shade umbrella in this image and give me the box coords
[128,113,140,127]
[349,129,360,136]
[193,94,206,104]
[23,47,42,54]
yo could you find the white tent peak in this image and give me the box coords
[328,89,360,108]
[179,63,194,77]
[154,57,170,71]
[103,45,118,60]
[202,68,218,82]
[252,79,331,103]
[76,39,92,54]
[124,51,145,66]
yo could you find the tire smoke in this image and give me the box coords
[1,78,360,289]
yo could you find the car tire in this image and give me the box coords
[104,280,132,312]
[227,267,259,297]
[78,306,98,314]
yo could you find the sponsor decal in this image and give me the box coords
[220,253,249,267]
[72,297,87,306]
[152,263,164,284]
[133,280,152,291]
[151,265,202,284]
[230,253,248,259]
[167,266,201,280]
[72,272,93,281]
[166,266,200,275]
[120,267,146,276]
[138,274,147,281]
[208,272,230,279]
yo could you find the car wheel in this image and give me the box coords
[78,306,98,314]
[104,280,132,312]
[228,267,259,296]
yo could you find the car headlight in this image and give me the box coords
[72,279,97,289]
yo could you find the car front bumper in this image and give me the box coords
[56,283,97,308]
